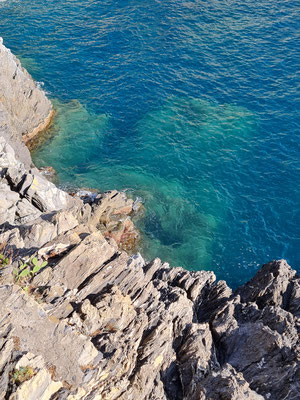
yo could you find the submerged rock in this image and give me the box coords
[0,37,299,400]
[83,189,141,252]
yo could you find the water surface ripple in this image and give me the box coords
[1,0,299,287]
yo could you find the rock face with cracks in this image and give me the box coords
[0,37,53,168]
[0,37,299,400]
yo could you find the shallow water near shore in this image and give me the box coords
[1,0,299,288]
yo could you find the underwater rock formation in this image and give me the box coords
[0,38,299,400]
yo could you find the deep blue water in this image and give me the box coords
[1,0,299,288]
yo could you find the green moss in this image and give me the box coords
[11,366,35,385]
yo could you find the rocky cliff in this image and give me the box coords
[0,39,299,400]
[0,37,53,168]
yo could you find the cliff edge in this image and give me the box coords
[0,38,299,400]
[0,37,53,168]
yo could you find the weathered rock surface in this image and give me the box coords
[1,215,298,400]
[0,37,299,400]
[0,136,77,217]
[77,189,141,252]
[0,38,53,168]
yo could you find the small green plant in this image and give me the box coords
[13,256,47,283]
[0,242,12,268]
[11,366,35,385]
[0,253,10,267]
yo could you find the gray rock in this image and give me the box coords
[0,37,299,400]
[23,173,72,212]
[0,285,99,389]
[0,38,52,168]
[191,364,264,400]
[237,259,296,309]
[14,198,42,225]
[8,353,63,400]
[288,277,300,319]
[0,182,19,224]
[1,137,76,216]
[178,323,219,397]
[45,230,117,290]
[260,305,298,346]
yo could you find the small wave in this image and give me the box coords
[3,0,297,287]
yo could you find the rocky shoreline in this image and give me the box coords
[0,38,299,400]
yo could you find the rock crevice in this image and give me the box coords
[0,38,53,168]
[0,38,299,400]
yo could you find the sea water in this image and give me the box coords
[1,0,299,287]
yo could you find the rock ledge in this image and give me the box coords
[0,38,299,400]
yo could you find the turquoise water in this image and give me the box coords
[1,0,299,287]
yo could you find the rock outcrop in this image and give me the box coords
[0,37,53,168]
[0,38,299,400]
[1,216,299,400]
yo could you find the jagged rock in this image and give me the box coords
[0,285,99,389]
[103,214,139,252]
[0,137,78,223]
[0,38,53,168]
[0,228,25,261]
[0,182,19,224]
[210,296,240,341]
[22,173,71,212]
[197,279,233,322]
[8,353,63,400]
[72,189,142,252]
[14,198,42,225]
[22,209,79,249]
[93,190,134,218]
[7,142,75,213]
[44,230,117,290]
[191,364,264,400]
[0,136,23,170]
[1,227,299,400]
[75,286,137,335]
[177,323,219,397]
[288,277,300,319]
[5,165,26,191]
[207,261,300,400]
[1,37,299,400]
[75,190,98,204]
[237,259,296,309]
[260,305,298,346]
[223,322,282,371]
[87,190,140,251]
